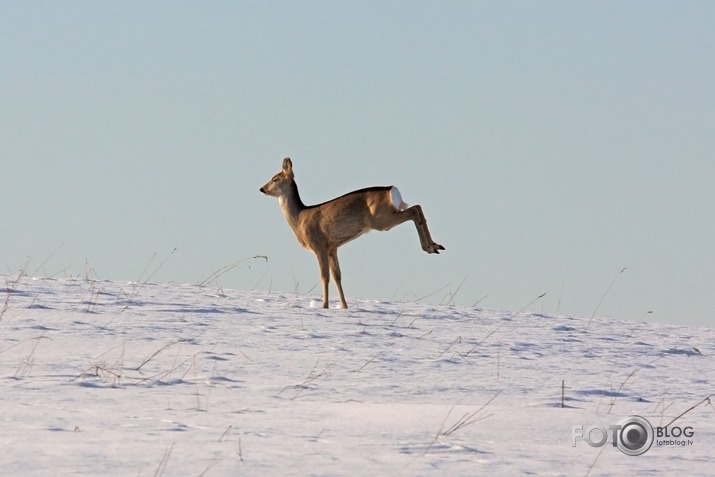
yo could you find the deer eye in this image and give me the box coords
[272,177,280,183]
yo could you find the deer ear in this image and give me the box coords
[282,157,293,174]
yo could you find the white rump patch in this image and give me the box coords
[389,186,407,211]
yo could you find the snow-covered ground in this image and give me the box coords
[1,276,713,476]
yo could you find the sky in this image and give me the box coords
[2,1,714,327]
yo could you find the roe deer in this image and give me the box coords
[260,158,445,309]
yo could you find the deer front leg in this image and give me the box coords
[329,249,348,309]
[315,251,331,309]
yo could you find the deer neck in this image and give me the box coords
[278,181,306,229]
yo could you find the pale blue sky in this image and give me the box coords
[2,2,714,327]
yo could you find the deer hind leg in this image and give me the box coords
[407,205,445,254]
[328,249,348,309]
[376,205,445,254]
[315,250,331,309]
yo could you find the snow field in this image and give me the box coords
[1,277,713,476]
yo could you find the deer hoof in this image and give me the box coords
[425,242,445,254]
